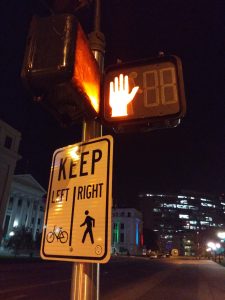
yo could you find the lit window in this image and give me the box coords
[180,200,188,204]
[179,214,189,219]
[164,235,173,239]
[190,220,197,224]
[200,221,209,225]
[201,203,213,207]
[188,205,197,210]
[201,198,211,202]
[163,203,176,208]
[190,226,196,229]
[177,204,188,209]
[153,208,161,212]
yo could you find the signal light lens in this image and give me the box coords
[102,55,186,132]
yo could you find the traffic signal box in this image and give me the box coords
[102,55,186,133]
[21,14,100,126]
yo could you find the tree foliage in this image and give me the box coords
[7,226,34,255]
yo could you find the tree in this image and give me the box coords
[7,226,33,256]
[34,231,42,251]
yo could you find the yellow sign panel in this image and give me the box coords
[41,135,113,263]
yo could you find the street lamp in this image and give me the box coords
[207,241,221,262]
[217,231,225,240]
[207,241,221,251]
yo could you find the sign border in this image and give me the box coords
[41,136,113,262]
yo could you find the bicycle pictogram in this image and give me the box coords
[46,226,68,243]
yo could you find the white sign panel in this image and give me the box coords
[41,135,113,263]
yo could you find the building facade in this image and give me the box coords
[3,174,46,242]
[0,119,21,241]
[138,192,225,256]
[112,208,143,255]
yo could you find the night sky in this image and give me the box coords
[1,0,225,206]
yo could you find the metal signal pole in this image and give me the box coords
[70,0,105,299]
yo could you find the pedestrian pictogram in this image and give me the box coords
[41,135,113,263]
[109,74,139,117]
[80,210,95,244]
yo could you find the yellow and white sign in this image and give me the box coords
[41,135,113,263]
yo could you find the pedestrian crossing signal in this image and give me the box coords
[21,14,100,126]
[102,55,186,133]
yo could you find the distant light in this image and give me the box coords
[207,242,221,250]
[9,231,15,237]
[136,223,139,245]
[116,222,119,243]
[13,220,18,227]
[216,243,221,249]
[179,214,189,219]
[207,242,215,249]
[190,221,197,224]
[217,232,225,239]
[68,146,80,161]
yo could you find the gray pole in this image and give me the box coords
[70,0,105,299]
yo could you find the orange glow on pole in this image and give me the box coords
[73,22,100,114]
[109,74,139,117]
